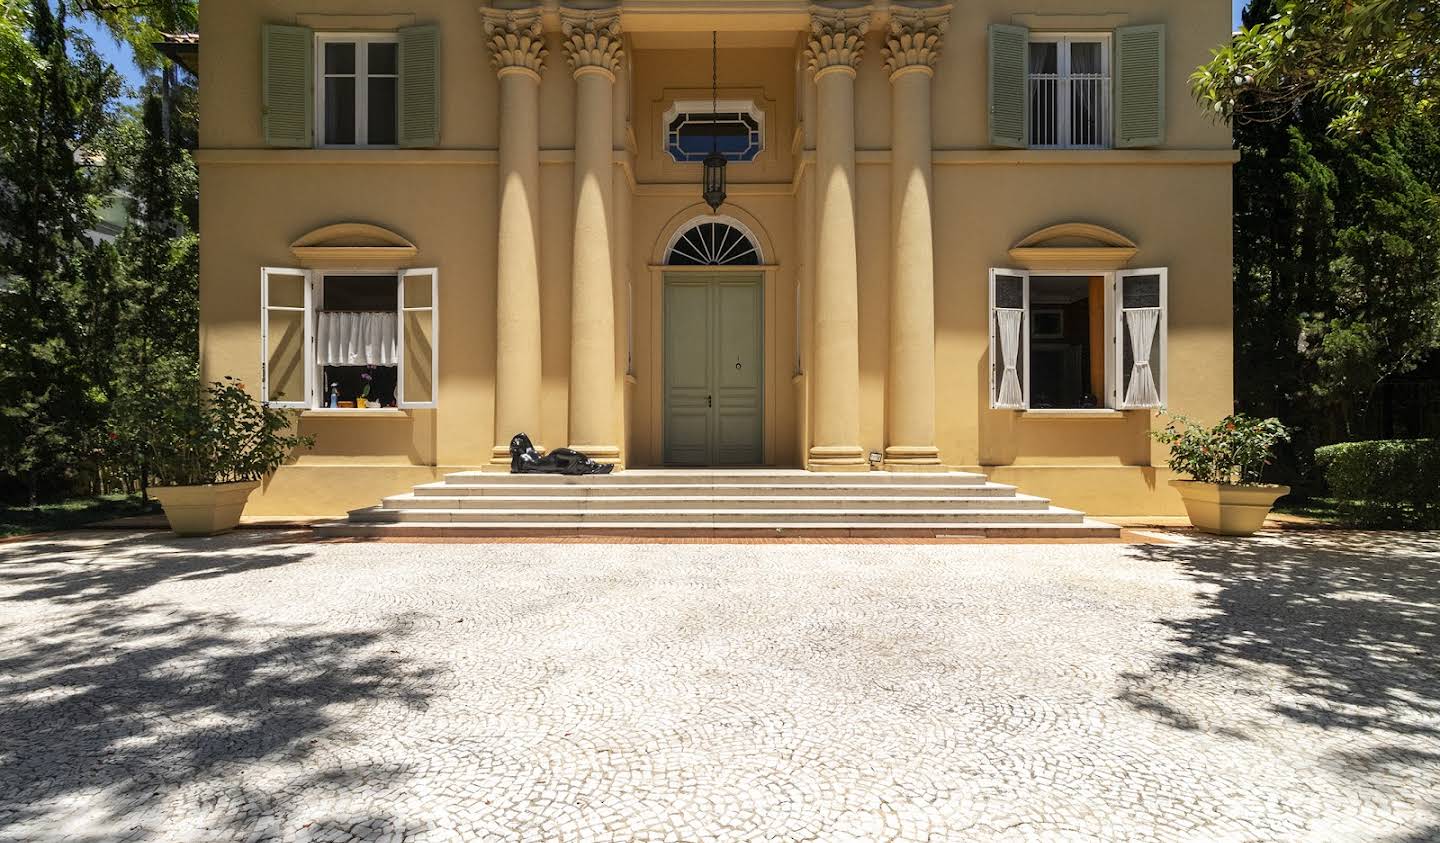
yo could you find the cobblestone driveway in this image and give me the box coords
[1,531,1437,842]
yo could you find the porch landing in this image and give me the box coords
[318,470,1120,539]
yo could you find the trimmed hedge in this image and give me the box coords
[1314,439,1440,529]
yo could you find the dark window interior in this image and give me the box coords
[1028,275,1104,409]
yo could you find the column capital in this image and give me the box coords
[806,5,872,75]
[482,7,548,77]
[559,7,623,77]
[883,4,950,78]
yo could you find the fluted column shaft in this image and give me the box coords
[806,9,870,472]
[882,7,948,470]
[563,11,622,462]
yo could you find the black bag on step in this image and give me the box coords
[509,432,615,475]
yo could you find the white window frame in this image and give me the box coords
[260,267,313,409]
[1114,267,1168,409]
[992,268,1161,411]
[988,268,1030,409]
[261,266,439,411]
[662,98,765,164]
[315,32,399,148]
[397,267,439,409]
[1027,33,1112,150]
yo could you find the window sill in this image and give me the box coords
[301,408,410,419]
[1021,409,1128,419]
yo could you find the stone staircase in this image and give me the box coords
[317,469,1120,539]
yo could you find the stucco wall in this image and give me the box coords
[198,1,1236,515]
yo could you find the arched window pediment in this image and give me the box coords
[290,223,418,267]
[664,216,763,266]
[1008,222,1138,271]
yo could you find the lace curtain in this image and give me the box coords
[995,309,1025,407]
[317,311,397,367]
[1123,307,1161,407]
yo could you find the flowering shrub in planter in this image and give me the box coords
[144,377,314,536]
[1149,413,1291,536]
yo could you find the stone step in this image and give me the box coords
[316,519,1122,540]
[349,507,1087,525]
[382,494,1053,512]
[442,469,991,486]
[414,482,1019,498]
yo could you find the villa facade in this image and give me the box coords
[198,0,1236,516]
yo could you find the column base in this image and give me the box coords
[806,445,869,472]
[882,445,943,472]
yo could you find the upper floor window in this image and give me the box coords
[1028,34,1111,149]
[987,24,1163,150]
[664,99,763,163]
[318,34,399,147]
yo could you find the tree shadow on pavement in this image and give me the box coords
[1120,532,1440,784]
[0,536,437,841]
[0,531,313,605]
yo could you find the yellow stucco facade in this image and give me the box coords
[198,0,1236,516]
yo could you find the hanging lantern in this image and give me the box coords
[702,31,726,213]
[703,149,727,212]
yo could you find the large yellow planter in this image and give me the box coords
[151,481,261,537]
[1169,480,1291,537]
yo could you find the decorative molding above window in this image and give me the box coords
[664,216,763,266]
[1008,222,1137,270]
[290,222,418,266]
[663,99,764,163]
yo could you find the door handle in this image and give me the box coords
[707,395,713,408]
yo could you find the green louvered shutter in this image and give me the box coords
[398,24,440,148]
[988,24,1028,148]
[1114,24,1165,148]
[262,24,312,147]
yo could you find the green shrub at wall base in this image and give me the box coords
[1314,439,1440,529]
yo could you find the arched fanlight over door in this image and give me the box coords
[664,218,763,266]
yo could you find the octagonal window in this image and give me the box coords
[664,99,763,163]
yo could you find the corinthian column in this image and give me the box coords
[561,8,622,464]
[805,7,870,471]
[882,5,948,471]
[484,8,547,468]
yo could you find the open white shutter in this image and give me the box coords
[989,269,1030,409]
[260,267,313,408]
[1115,268,1167,409]
[397,268,439,408]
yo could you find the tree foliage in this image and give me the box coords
[0,1,122,504]
[1194,0,1440,133]
[1229,6,1440,482]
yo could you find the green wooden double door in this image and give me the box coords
[663,273,764,466]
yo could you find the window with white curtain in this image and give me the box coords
[260,266,440,410]
[1028,34,1111,149]
[988,267,1166,410]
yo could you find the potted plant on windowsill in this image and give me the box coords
[147,377,315,537]
[1150,412,1291,536]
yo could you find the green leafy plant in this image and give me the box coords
[140,377,314,487]
[1149,412,1291,485]
[1314,439,1440,529]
